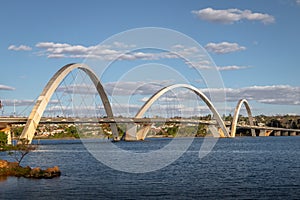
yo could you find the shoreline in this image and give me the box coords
[0,159,61,179]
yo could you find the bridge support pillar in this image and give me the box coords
[218,127,225,137]
[1,125,12,145]
[110,123,120,141]
[5,125,12,145]
[124,123,138,141]
[207,125,220,137]
[259,130,267,137]
[290,131,296,136]
[282,131,289,136]
[124,123,152,141]
[136,124,152,140]
[274,131,281,136]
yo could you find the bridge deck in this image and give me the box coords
[1,117,300,133]
[0,117,218,125]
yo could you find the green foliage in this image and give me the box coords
[1,139,37,164]
[165,126,179,137]
[0,131,7,145]
[176,124,207,137]
[178,126,197,136]
[65,126,79,137]
[196,124,207,137]
[50,129,80,139]
[117,126,125,137]
[12,126,24,136]
[266,119,282,128]
[223,114,233,122]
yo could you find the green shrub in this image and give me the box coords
[0,132,7,145]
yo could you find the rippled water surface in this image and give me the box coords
[1,137,300,199]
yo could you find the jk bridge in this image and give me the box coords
[1,116,299,141]
[1,63,299,144]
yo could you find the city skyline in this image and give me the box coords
[1,0,300,116]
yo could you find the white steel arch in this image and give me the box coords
[20,63,118,143]
[135,84,230,137]
[231,99,256,137]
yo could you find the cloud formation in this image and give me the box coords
[0,99,34,107]
[55,80,174,97]
[104,81,300,106]
[192,8,275,24]
[0,84,15,91]
[137,84,300,107]
[2,84,299,116]
[217,65,250,71]
[35,41,158,60]
[8,45,32,51]
[205,42,246,54]
[104,81,171,96]
[56,84,97,95]
[0,99,59,107]
[8,41,251,73]
[201,85,300,105]
[35,41,206,62]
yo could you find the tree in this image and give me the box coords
[166,125,179,137]
[267,119,282,128]
[0,131,7,145]
[196,124,207,137]
[8,138,37,165]
[291,121,297,129]
[12,126,24,136]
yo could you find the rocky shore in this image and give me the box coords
[0,160,61,179]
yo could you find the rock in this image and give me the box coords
[30,167,42,178]
[0,160,9,168]
[44,166,61,178]
[0,159,61,179]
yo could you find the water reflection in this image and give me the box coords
[0,137,300,199]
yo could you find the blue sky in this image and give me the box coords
[0,0,300,117]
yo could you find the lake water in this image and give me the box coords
[1,137,300,199]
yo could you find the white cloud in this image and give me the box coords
[36,42,117,59]
[104,81,170,96]
[184,60,214,70]
[35,41,164,60]
[48,54,66,59]
[192,8,275,24]
[238,85,300,105]
[4,84,299,116]
[217,65,250,71]
[45,105,100,116]
[201,85,300,106]
[0,99,34,107]
[35,41,207,62]
[205,42,246,54]
[296,0,300,5]
[0,99,59,107]
[113,41,136,49]
[56,84,97,95]
[0,84,15,91]
[151,85,299,108]
[8,45,32,51]
[56,81,173,97]
[184,61,250,71]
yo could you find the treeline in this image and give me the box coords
[254,115,300,129]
